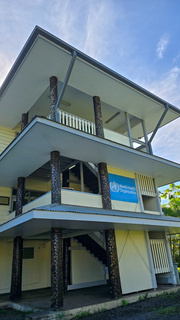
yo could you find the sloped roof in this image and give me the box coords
[0,26,179,133]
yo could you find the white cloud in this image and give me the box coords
[136,67,180,163]
[0,51,13,87]
[173,53,180,63]
[140,67,180,106]
[156,34,169,59]
[47,0,115,61]
[152,118,180,164]
[83,1,115,60]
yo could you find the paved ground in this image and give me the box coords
[77,289,180,320]
[0,286,180,319]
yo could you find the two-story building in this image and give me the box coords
[0,26,180,309]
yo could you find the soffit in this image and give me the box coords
[1,209,180,238]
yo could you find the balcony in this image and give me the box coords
[58,110,148,151]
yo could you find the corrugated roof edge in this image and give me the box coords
[34,203,180,222]
[0,25,180,116]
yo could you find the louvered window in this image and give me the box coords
[138,174,156,197]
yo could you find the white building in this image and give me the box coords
[0,26,180,309]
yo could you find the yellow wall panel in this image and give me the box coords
[0,187,11,224]
[107,166,135,178]
[115,230,153,294]
[0,126,16,153]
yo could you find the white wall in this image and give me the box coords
[22,240,51,291]
[115,230,153,294]
[104,128,130,147]
[70,239,105,286]
[0,239,51,294]
[0,237,105,294]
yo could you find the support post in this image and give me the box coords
[51,228,63,309]
[63,238,71,290]
[10,237,23,300]
[50,152,63,308]
[10,177,25,300]
[105,229,122,298]
[93,95,121,298]
[93,96,104,138]
[50,76,58,122]
[148,104,169,144]
[141,120,150,153]
[98,162,111,210]
[15,177,25,217]
[21,112,29,131]
[50,151,61,204]
[55,51,77,122]
[80,162,84,192]
[125,112,133,148]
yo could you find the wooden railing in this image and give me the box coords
[58,109,131,147]
[58,110,96,135]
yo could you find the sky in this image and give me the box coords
[0,0,180,168]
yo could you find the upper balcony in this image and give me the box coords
[56,109,151,152]
[0,26,179,153]
[0,26,180,191]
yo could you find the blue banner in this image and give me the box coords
[108,173,138,203]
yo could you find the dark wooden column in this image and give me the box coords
[50,76,58,121]
[50,151,61,204]
[63,238,71,290]
[10,237,23,300]
[93,96,121,298]
[15,177,25,217]
[98,162,111,210]
[50,150,63,308]
[21,112,29,131]
[93,96,104,138]
[10,177,25,300]
[51,228,63,309]
[99,162,122,298]
[105,230,122,298]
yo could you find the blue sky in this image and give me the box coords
[0,0,180,166]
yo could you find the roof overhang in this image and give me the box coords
[1,206,180,238]
[0,26,179,133]
[0,117,180,187]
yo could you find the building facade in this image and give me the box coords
[0,26,180,309]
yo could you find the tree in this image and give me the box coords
[160,183,180,264]
[160,183,180,217]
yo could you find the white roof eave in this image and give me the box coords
[1,209,180,238]
[0,117,180,188]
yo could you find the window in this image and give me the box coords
[23,247,34,259]
[10,189,45,212]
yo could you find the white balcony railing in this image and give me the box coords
[58,109,130,147]
[59,110,96,135]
